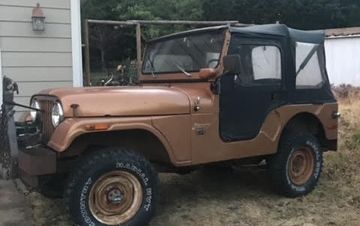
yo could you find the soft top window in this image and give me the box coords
[252,46,281,81]
[295,42,324,88]
[228,41,282,87]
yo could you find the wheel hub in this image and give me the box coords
[89,170,143,225]
[107,188,124,204]
[288,147,315,186]
[292,154,306,176]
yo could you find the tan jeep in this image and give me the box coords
[18,24,338,226]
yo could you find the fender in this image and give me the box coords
[47,117,187,166]
[275,103,338,141]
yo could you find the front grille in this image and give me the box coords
[39,99,55,143]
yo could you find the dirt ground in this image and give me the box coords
[0,180,33,226]
[27,97,360,226]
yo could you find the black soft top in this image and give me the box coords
[230,24,325,44]
[148,24,325,44]
[146,23,334,104]
[147,25,228,43]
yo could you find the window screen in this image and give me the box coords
[296,42,324,88]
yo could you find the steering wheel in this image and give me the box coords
[207,59,219,68]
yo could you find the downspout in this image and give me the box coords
[71,0,84,87]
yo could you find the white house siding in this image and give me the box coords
[0,0,76,118]
[325,37,360,86]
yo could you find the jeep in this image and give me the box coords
[17,24,338,226]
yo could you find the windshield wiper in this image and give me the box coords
[175,64,191,77]
[149,61,157,78]
[163,58,192,77]
[144,54,158,78]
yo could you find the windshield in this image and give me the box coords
[142,31,225,75]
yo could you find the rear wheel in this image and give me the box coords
[64,148,158,226]
[268,131,323,197]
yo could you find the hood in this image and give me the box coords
[37,86,191,117]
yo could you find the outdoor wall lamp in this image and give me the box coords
[32,3,46,31]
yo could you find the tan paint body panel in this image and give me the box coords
[46,82,337,167]
[48,117,189,166]
[151,115,192,163]
[175,83,337,165]
[37,86,191,117]
[185,84,338,165]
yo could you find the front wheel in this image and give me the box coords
[268,132,323,197]
[64,148,159,226]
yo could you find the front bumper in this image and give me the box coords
[15,120,59,187]
[18,146,56,187]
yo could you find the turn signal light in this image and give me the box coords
[85,123,110,131]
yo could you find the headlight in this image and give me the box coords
[30,100,40,122]
[51,102,64,127]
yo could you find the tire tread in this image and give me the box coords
[64,147,158,226]
[268,131,323,197]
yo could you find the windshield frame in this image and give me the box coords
[140,27,227,82]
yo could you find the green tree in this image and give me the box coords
[81,0,204,74]
[202,0,360,29]
[81,0,360,79]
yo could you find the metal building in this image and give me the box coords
[325,27,360,86]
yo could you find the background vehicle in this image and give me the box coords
[13,24,338,226]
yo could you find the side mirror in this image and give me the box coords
[223,55,241,74]
[199,68,217,80]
